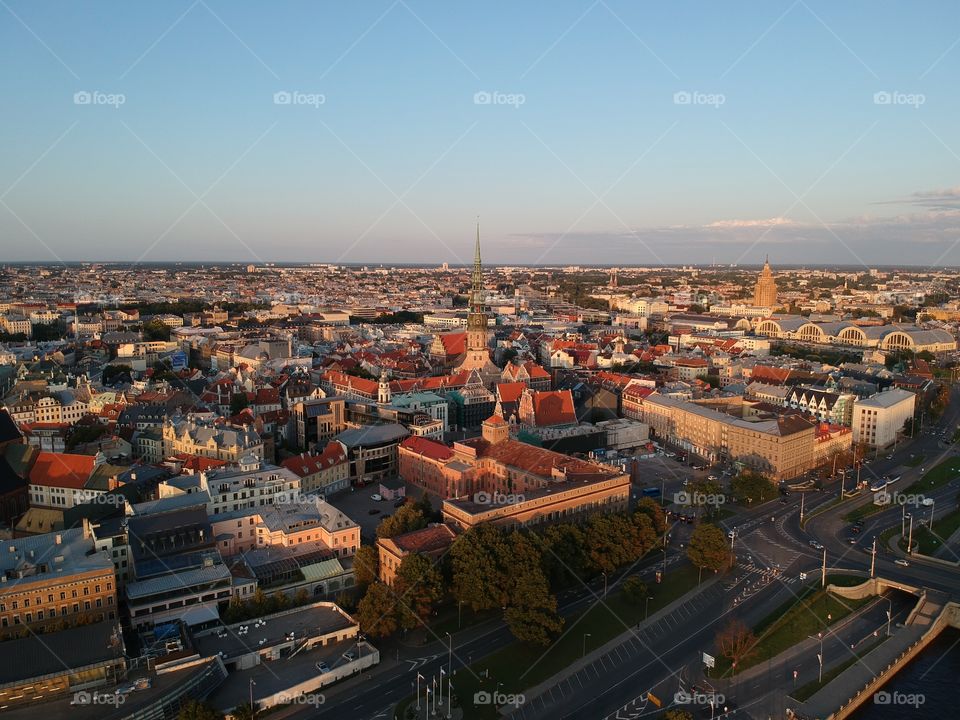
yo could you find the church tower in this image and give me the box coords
[456,222,500,386]
[378,369,391,405]
[753,255,778,307]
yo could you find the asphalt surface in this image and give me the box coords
[288,387,960,720]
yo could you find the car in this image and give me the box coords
[394,498,407,508]
[370,493,382,501]
[809,540,824,550]
[852,526,862,534]
[343,650,356,661]
[779,497,788,504]
[849,537,858,544]
[316,662,331,673]
[707,475,718,482]
[895,559,910,567]
[367,508,380,515]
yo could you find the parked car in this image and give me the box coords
[809,540,824,550]
[895,559,910,567]
[343,650,356,661]
[316,662,331,673]
[370,493,382,501]
[394,498,406,508]
[367,508,380,515]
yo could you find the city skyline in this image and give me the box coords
[2,1,960,265]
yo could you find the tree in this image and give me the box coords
[622,575,648,605]
[376,503,427,539]
[538,523,588,587]
[687,523,730,575]
[355,582,400,638]
[634,497,667,535]
[731,472,773,506]
[664,710,693,720]
[231,703,256,720]
[715,618,757,671]
[450,525,511,611]
[353,545,379,586]
[102,364,133,385]
[142,318,172,341]
[178,700,224,720]
[502,533,563,645]
[393,553,444,630]
[230,392,249,416]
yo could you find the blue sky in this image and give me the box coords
[1,1,959,266]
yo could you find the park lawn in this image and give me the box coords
[905,457,960,494]
[449,563,703,720]
[791,636,888,701]
[710,578,872,677]
[843,501,887,523]
[908,507,960,556]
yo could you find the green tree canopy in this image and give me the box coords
[376,503,428,539]
[393,552,444,630]
[687,523,730,574]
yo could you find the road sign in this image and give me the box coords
[702,652,715,668]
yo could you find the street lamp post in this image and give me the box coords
[445,632,452,677]
[417,673,424,710]
[907,514,914,555]
[582,633,591,658]
[645,595,653,621]
[883,597,892,637]
[870,537,877,578]
[602,572,608,598]
[249,678,256,718]
[816,633,824,684]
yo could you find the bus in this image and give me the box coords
[642,486,661,497]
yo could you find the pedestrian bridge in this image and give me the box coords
[789,578,960,720]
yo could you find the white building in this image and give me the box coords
[851,388,916,448]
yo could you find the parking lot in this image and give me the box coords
[324,480,427,539]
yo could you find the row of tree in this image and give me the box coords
[353,498,732,647]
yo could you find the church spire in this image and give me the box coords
[470,219,484,317]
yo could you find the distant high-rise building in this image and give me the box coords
[456,223,499,386]
[753,256,778,307]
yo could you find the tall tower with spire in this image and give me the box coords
[753,255,778,307]
[456,222,500,385]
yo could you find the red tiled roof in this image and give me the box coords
[532,390,576,426]
[399,436,455,461]
[497,382,526,403]
[281,441,348,476]
[437,332,466,357]
[30,452,96,488]
[465,437,614,479]
[174,453,229,473]
[387,524,457,554]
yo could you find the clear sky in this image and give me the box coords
[1,1,959,267]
